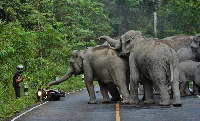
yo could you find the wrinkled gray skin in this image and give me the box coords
[47,50,121,103]
[176,34,200,95]
[99,30,182,106]
[177,46,197,96]
[47,45,130,104]
[82,45,130,104]
[176,34,200,62]
[179,60,200,96]
[154,34,200,95]
[161,34,193,51]
[177,46,197,62]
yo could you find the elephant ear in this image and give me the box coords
[76,50,84,68]
[122,30,144,53]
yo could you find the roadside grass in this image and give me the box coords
[0,75,99,120]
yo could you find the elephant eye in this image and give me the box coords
[126,40,130,45]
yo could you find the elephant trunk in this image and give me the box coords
[98,36,121,49]
[47,66,74,88]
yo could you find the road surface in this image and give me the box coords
[7,86,200,121]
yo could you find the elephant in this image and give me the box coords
[99,30,182,106]
[161,34,193,51]
[153,34,199,95]
[179,60,200,96]
[47,45,130,104]
[176,37,200,95]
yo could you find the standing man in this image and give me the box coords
[13,65,26,99]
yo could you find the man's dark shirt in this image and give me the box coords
[13,73,21,87]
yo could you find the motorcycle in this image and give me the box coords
[36,85,65,101]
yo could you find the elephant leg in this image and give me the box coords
[171,67,182,106]
[112,69,130,104]
[179,74,189,96]
[143,78,155,104]
[115,79,130,104]
[149,67,170,106]
[99,81,111,103]
[107,82,121,101]
[155,81,170,106]
[129,65,140,105]
[83,62,97,104]
[180,81,188,97]
[184,82,192,96]
[153,84,160,95]
[84,80,97,104]
[193,82,200,95]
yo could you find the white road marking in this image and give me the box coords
[11,101,49,121]
[197,95,200,98]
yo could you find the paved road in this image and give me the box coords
[8,86,200,121]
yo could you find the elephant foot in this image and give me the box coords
[121,99,130,104]
[144,99,155,104]
[102,98,111,103]
[185,91,192,96]
[102,100,111,103]
[88,100,97,104]
[173,100,182,107]
[111,97,122,101]
[181,94,186,97]
[159,101,170,106]
[185,93,192,96]
[129,99,139,105]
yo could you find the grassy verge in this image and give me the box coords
[0,75,99,120]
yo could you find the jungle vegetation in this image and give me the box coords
[0,0,199,119]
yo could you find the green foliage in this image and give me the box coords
[97,0,199,38]
[157,0,200,37]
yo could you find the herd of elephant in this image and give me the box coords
[47,30,200,107]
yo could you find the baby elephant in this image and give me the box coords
[179,60,200,96]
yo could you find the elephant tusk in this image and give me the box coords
[108,44,117,50]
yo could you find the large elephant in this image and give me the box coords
[99,30,182,106]
[153,34,200,95]
[47,45,130,104]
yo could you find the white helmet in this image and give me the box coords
[16,65,23,72]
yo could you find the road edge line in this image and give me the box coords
[116,101,120,121]
[11,101,49,121]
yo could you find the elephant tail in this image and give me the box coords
[169,61,173,83]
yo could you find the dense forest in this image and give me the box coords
[0,0,199,119]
